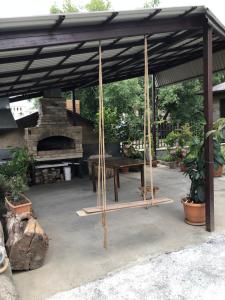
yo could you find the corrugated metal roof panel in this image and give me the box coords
[0,61,27,73]
[41,44,80,53]
[30,57,64,69]
[20,72,48,80]
[65,53,97,64]
[0,48,37,58]
[155,49,225,87]
[0,15,57,31]
[0,76,20,83]
[50,68,75,76]
[0,6,224,98]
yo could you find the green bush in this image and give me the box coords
[0,148,34,202]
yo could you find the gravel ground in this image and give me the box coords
[47,234,225,300]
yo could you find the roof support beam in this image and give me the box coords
[103,12,118,24]
[0,15,204,51]
[51,15,65,31]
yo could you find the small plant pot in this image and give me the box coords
[5,194,32,215]
[181,199,205,226]
[168,161,178,169]
[214,164,223,177]
[152,160,158,168]
[180,163,187,173]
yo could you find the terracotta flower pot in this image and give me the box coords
[152,160,158,168]
[181,199,205,226]
[180,163,187,173]
[214,164,223,177]
[5,194,32,215]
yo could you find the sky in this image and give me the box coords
[0,0,225,25]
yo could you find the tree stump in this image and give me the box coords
[5,212,49,271]
[0,221,19,300]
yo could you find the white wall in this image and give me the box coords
[10,99,38,120]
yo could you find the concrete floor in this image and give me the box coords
[13,165,225,300]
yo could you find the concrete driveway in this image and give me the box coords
[13,165,225,300]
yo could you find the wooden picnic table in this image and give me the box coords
[91,157,144,202]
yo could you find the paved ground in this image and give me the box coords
[48,234,225,300]
[12,165,225,300]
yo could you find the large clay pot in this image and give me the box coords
[181,199,205,226]
[5,194,32,215]
[214,164,223,177]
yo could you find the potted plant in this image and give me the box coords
[164,124,192,171]
[0,148,34,215]
[121,142,135,172]
[213,139,225,177]
[207,118,225,177]
[4,175,31,215]
[182,143,206,225]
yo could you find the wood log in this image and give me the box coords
[0,221,19,300]
[5,212,49,271]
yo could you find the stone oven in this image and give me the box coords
[25,90,83,161]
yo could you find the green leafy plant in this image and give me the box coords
[206,118,225,170]
[184,143,205,203]
[121,143,143,159]
[7,176,28,202]
[164,124,192,163]
[164,131,179,148]
[0,147,34,184]
[0,148,34,203]
[183,119,225,203]
[161,154,176,162]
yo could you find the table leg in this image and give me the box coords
[114,168,119,202]
[141,165,144,187]
[117,169,120,188]
[92,163,96,192]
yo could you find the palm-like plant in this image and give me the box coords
[183,141,205,203]
[207,118,225,170]
[183,118,225,203]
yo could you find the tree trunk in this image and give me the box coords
[5,212,49,271]
[0,221,19,300]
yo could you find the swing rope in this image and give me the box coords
[98,41,108,249]
[97,37,154,248]
[143,36,154,205]
[75,37,174,246]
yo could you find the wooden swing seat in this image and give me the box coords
[76,197,173,217]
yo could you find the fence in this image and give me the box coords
[120,122,180,152]
[157,122,180,148]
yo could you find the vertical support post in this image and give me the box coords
[72,90,76,114]
[72,90,76,125]
[152,74,157,158]
[203,24,214,232]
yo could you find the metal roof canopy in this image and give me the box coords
[0,6,225,102]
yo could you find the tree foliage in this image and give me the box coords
[158,80,204,127]
[50,0,111,13]
[158,73,225,138]
[144,0,160,8]
[78,78,145,142]
[50,0,78,14]
[85,0,111,11]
